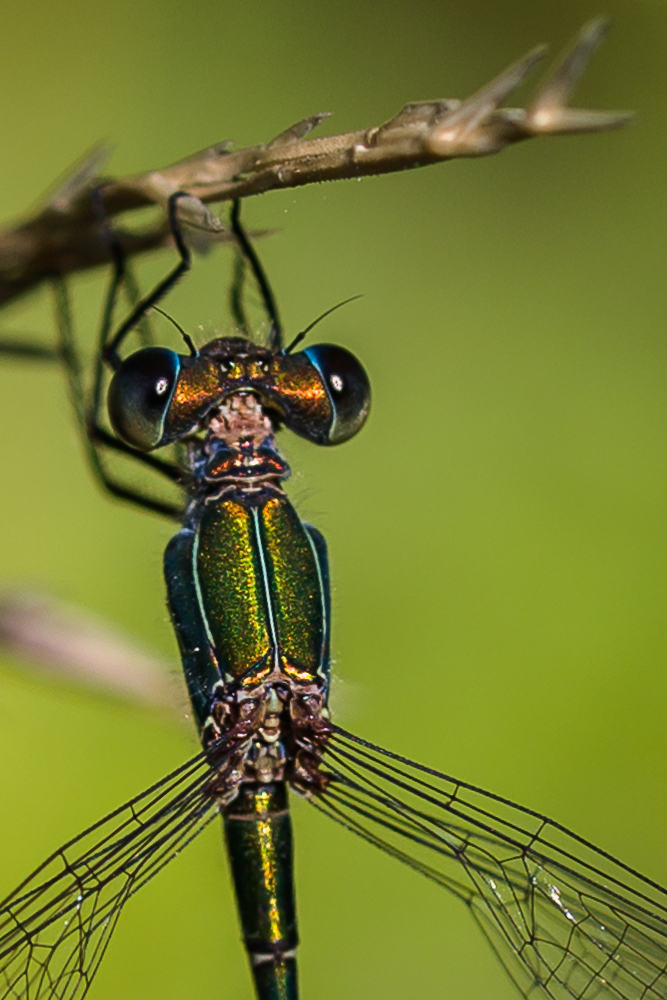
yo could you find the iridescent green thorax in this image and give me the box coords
[195,491,328,689]
[165,393,332,724]
[177,389,330,697]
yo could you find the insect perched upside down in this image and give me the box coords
[101,193,370,999]
[108,230,365,1000]
[4,187,667,1000]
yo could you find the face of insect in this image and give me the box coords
[108,335,371,451]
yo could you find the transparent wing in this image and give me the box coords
[0,739,234,1000]
[313,726,667,1000]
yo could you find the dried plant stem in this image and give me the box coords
[0,19,630,310]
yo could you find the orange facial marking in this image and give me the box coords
[168,357,223,434]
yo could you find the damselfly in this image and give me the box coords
[0,185,666,1000]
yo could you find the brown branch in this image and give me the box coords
[0,19,631,310]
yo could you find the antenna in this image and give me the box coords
[284,296,362,354]
[151,305,198,356]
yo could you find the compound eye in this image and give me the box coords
[303,344,371,444]
[108,347,181,450]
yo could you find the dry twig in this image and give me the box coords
[0,19,631,309]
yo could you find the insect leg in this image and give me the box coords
[52,275,183,520]
[229,252,250,337]
[230,199,283,351]
[85,199,181,468]
[0,339,59,360]
[103,191,192,369]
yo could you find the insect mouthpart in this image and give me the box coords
[206,390,275,445]
[223,388,261,408]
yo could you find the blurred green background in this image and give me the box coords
[0,0,664,997]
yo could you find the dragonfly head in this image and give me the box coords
[108,335,370,451]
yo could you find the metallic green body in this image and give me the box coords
[195,492,328,688]
[164,528,220,726]
[102,225,367,1000]
[165,485,330,1000]
[224,783,298,1000]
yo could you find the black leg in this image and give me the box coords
[89,184,130,422]
[104,191,193,368]
[89,182,154,349]
[53,276,89,431]
[230,199,282,351]
[0,340,59,361]
[91,427,185,483]
[6,189,194,520]
[122,259,154,348]
[52,276,184,520]
[86,188,187,486]
[229,253,250,337]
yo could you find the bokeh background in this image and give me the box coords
[0,0,664,997]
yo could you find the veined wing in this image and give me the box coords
[313,726,667,1000]
[0,737,237,1000]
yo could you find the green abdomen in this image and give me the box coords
[224,782,298,1000]
[195,490,327,688]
